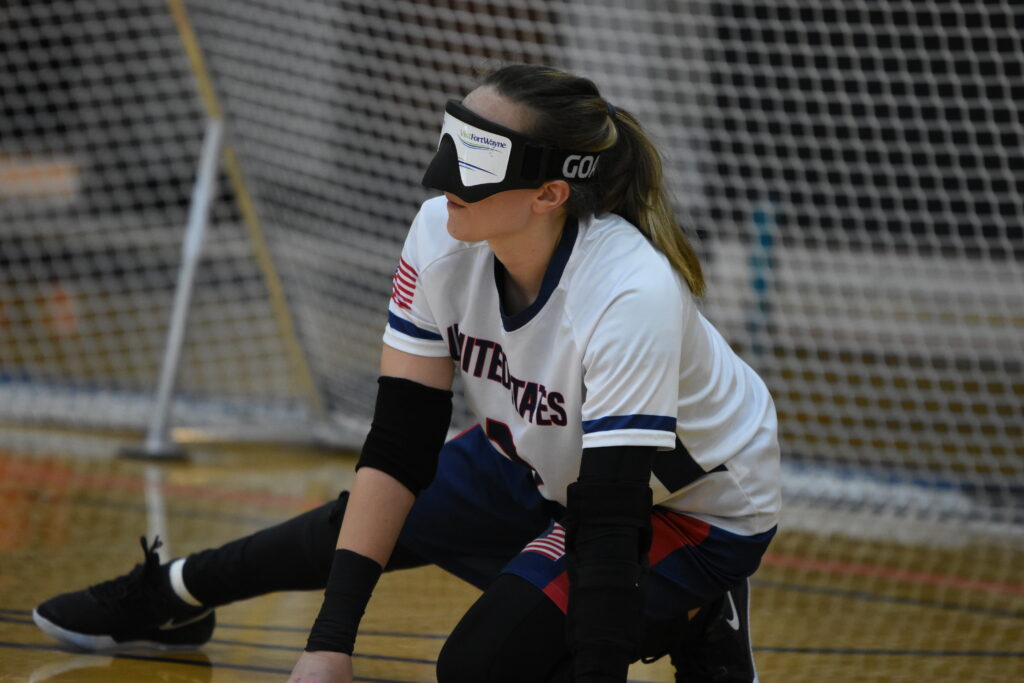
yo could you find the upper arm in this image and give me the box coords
[382,199,458,363]
[381,343,454,391]
[579,445,655,483]
[579,279,683,451]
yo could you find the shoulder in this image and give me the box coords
[570,213,685,305]
[564,216,691,379]
[563,214,691,350]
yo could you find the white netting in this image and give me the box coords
[2,1,1021,518]
[0,0,310,431]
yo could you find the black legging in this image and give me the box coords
[180,493,578,681]
[178,491,691,682]
[437,574,699,683]
[438,573,573,682]
[181,493,426,606]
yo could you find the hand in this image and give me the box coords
[285,650,353,683]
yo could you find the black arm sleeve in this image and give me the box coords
[564,445,655,682]
[355,375,453,496]
[305,548,382,653]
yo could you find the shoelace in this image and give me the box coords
[89,536,163,605]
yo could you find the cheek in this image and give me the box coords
[493,194,531,222]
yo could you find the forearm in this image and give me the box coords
[336,466,415,565]
[306,349,453,657]
[304,468,415,655]
[566,445,655,682]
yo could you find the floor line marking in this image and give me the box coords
[758,646,1024,658]
[0,457,323,510]
[762,552,1024,596]
[209,637,437,665]
[752,578,1024,620]
[0,640,407,681]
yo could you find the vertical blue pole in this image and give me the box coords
[748,200,776,357]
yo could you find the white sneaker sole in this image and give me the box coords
[32,609,204,652]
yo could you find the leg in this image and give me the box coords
[436,574,572,683]
[32,493,425,651]
[183,492,424,606]
[395,425,559,589]
[180,424,559,606]
[668,577,758,683]
[497,511,776,682]
[33,424,550,652]
[642,514,776,683]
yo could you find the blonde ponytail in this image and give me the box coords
[604,111,705,297]
[483,64,706,296]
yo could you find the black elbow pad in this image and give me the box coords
[355,376,453,496]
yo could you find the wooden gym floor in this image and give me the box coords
[0,427,1021,682]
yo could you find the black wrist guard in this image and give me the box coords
[564,478,653,678]
[305,549,383,654]
[355,375,453,496]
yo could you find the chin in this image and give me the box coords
[445,216,471,242]
[445,208,488,244]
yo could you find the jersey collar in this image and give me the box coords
[494,216,579,332]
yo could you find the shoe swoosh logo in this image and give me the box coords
[724,592,740,631]
[158,609,211,631]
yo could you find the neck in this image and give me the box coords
[489,213,566,315]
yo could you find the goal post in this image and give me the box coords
[120,116,223,461]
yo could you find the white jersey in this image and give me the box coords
[383,196,781,535]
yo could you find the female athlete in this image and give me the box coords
[34,64,781,683]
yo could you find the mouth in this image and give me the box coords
[445,193,467,210]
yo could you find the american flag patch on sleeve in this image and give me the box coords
[521,523,566,561]
[391,258,417,310]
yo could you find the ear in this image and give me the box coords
[532,180,570,215]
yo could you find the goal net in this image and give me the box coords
[2,1,1021,521]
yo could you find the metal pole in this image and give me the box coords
[122,117,224,460]
[169,0,325,421]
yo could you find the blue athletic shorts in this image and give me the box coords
[397,425,775,620]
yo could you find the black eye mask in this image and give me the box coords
[422,99,602,203]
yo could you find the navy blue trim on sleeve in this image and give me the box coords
[388,311,444,341]
[581,414,677,434]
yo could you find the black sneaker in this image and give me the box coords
[670,578,758,682]
[33,536,215,651]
